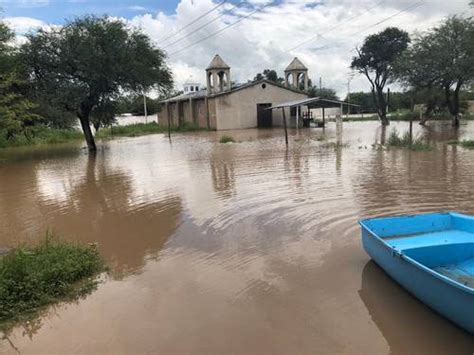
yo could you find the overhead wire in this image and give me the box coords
[157,0,227,44]
[168,2,272,57]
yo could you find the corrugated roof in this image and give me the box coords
[206,54,230,70]
[285,57,308,71]
[268,97,361,109]
[161,89,207,103]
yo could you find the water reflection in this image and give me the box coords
[359,261,474,354]
[0,122,474,353]
[210,147,236,199]
[38,153,182,278]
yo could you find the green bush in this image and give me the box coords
[450,140,474,149]
[0,235,104,323]
[219,135,235,143]
[386,129,431,151]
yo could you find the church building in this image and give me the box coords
[161,55,310,130]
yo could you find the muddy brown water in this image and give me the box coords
[0,121,473,354]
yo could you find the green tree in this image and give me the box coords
[308,86,338,100]
[344,92,375,113]
[254,69,284,83]
[395,17,474,126]
[0,21,40,140]
[351,27,410,125]
[22,15,173,151]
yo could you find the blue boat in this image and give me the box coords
[360,211,474,334]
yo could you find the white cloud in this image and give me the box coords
[4,16,46,34]
[126,0,473,97]
[128,5,146,11]
[3,0,473,97]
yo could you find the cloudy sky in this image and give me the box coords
[1,0,473,97]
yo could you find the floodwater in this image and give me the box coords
[0,121,473,354]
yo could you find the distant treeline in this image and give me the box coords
[345,90,474,114]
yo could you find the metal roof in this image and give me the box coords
[206,54,230,70]
[284,57,308,71]
[268,97,361,109]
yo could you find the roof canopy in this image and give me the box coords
[206,54,230,70]
[268,97,360,110]
[285,57,307,72]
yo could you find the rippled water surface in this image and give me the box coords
[1,121,474,354]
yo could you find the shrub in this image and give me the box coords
[386,129,431,151]
[0,235,104,324]
[219,135,235,143]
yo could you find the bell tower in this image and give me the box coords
[284,57,308,91]
[206,54,231,95]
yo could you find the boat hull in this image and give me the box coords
[360,212,474,334]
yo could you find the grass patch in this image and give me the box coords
[449,140,474,149]
[0,126,83,149]
[321,141,349,149]
[96,122,163,138]
[219,135,235,143]
[385,129,431,151]
[0,235,104,328]
[96,122,207,138]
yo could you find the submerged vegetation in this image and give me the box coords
[219,135,236,143]
[0,236,104,327]
[97,122,206,138]
[96,122,164,138]
[385,129,432,151]
[448,140,474,149]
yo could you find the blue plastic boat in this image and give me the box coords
[360,211,474,334]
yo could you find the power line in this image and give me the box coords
[303,1,425,55]
[286,0,387,53]
[168,3,272,57]
[351,1,424,39]
[163,2,241,50]
[157,0,227,44]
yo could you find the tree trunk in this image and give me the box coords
[452,115,460,127]
[93,121,100,133]
[375,86,389,125]
[445,83,461,127]
[78,114,97,152]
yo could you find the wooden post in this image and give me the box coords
[409,116,413,146]
[282,107,288,145]
[205,96,210,130]
[143,94,148,124]
[296,105,299,130]
[322,107,325,127]
[189,98,195,125]
[166,102,171,139]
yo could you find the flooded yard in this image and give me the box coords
[0,121,473,354]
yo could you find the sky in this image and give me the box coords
[1,0,473,97]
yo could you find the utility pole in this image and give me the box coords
[347,78,351,116]
[319,77,322,92]
[143,94,148,124]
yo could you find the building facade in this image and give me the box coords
[161,55,310,130]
